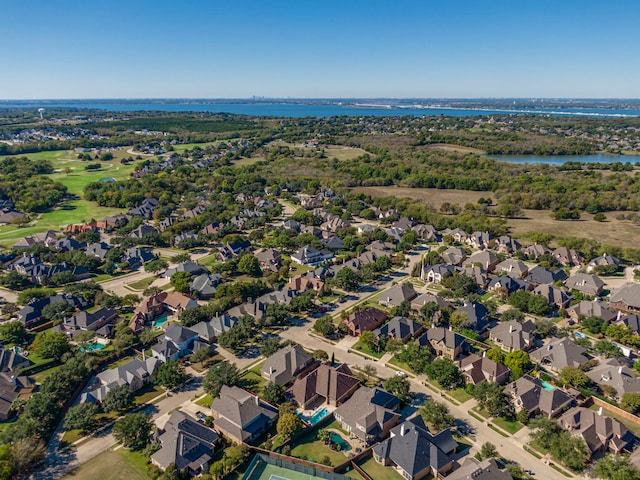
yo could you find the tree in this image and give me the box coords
[263,382,285,405]
[113,413,152,450]
[420,399,454,432]
[595,340,624,359]
[501,308,525,322]
[145,259,168,274]
[74,329,96,346]
[237,254,262,277]
[472,381,507,416]
[318,428,331,445]
[170,271,192,293]
[477,442,498,460]
[314,316,335,337]
[621,392,640,414]
[553,431,589,471]
[277,412,302,440]
[536,319,557,338]
[333,267,360,292]
[583,316,608,335]
[112,324,137,352]
[33,330,71,360]
[528,416,562,450]
[504,350,531,379]
[424,358,462,389]
[359,330,378,352]
[558,366,590,388]
[450,311,470,330]
[102,384,134,413]
[41,301,75,323]
[419,302,440,324]
[0,321,27,344]
[190,347,212,364]
[594,454,640,480]
[260,337,281,357]
[139,327,157,346]
[155,360,188,390]
[383,376,411,403]
[486,348,505,363]
[203,361,239,397]
[1,272,33,291]
[64,402,98,433]
[516,408,530,425]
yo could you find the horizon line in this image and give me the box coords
[2,97,640,102]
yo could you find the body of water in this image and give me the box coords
[487,153,639,165]
[2,101,640,118]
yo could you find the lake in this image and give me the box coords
[2,101,640,118]
[486,153,639,165]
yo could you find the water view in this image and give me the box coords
[487,153,639,165]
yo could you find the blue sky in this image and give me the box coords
[1,0,638,99]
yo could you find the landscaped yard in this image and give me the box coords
[349,457,403,480]
[288,428,350,466]
[133,385,165,405]
[471,406,492,419]
[63,448,149,480]
[240,369,266,395]
[352,339,384,359]
[492,416,524,434]
[447,387,473,403]
[128,276,157,291]
[196,393,214,408]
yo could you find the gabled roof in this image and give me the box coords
[447,457,514,480]
[610,283,640,310]
[417,327,466,350]
[456,301,489,332]
[379,283,417,307]
[526,266,567,285]
[570,300,616,321]
[504,374,572,417]
[558,406,634,454]
[411,292,452,311]
[618,314,640,334]
[565,273,605,296]
[211,386,277,442]
[261,344,314,386]
[151,411,218,471]
[458,353,510,384]
[288,363,360,407]
[164,323,198,345]
[334,387,401,441]
[489,320,535,351]
[374,316,423,341]
[530,337,589,370]
[586,358,640,398]
[373,417,455,476]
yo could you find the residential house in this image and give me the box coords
[440,247,466,266]
[253,248,282,273]
[372,417,456,480]
[162,292,199,315]
[343,308,388,336]
[466,231,492,250]
[494,259,529,279]
[458,354,510,385]
[617,314,640,334]
[410,292,452,313]
[552,247,585,267]
[448,457,514,480]
[291,245,334,265]
[288,363,360,409]
[151,411,219,476]
[567,300,616,322]
[0,373,35,421]
[261,344,315,386]
[164,261,208,278]
[532,284,573,309]
[456,301,490,333]
[463,266,489,289]
[60,308,118,336]
[525,266,567,286]
[379,283,417,308]
[443,228,469,243]
[488,320,536,352]
[190,273,222,299]
[285,274,324,294]
[151,323,199,362]
[587,255,620,273]
[129,224,158,239]
[416,327,467,361]
[322,236,344,251]
[557,407,635,457]
[523,244,551,259]
[367,240,396,259]
[421,263,457,284]
[463,250,499,272]
[610,283,640,313]
[586,359,640,402]
[122,247,155,269]
[18,294,86,327]
[530,338,589,372]
[374,316,425,344]
[85,241,112,260]
[210,385,278,444]
[504,374,573,418]
[12,230,58,249]
[413,224,439,242]
[488,275,528,295]
[0,346,30,372]
[495,236,522,255]
[565,273,605,296]
[129,198,158,219]
[392,217,414,232]
[82,357,160,403]
[334,387,401,445]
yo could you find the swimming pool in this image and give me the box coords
[329,432,351,451]
[153,316,169,328]
[541,380,555,391]
[297,407,331,426]
[80,342,107,352]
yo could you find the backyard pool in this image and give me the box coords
[80,342,107,352]
[329,432,351,451]
[153,316,169,328]
[541,380,555,391]
[297,407,331,426]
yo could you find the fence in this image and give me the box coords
[589,396,640,426]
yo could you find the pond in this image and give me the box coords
[487,153,637,165]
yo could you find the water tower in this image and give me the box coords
[38,108,45,120]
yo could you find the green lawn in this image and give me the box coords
[240,370,266,395]
[492,416,524,434]
[198,254,221,269]
[63,448,149,480]
[289,430,350,466]
[448,387,474,403]
[133,385,165,405]
[353,457,403,480]
[472,406,492,419]
[352,339,384,359]
[196,394,214,408]
[388,355,413,374]
[128,276,157,291]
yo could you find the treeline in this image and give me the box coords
[0,157,67,212]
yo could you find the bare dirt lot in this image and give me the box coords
[353,186,491,209]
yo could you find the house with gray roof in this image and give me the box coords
[463,250,499,272]
[164,261,208,279]
[532,284,573,309]
[586,359,640,401]
[85,241,112,260]
[530,337,589,372]
[567,299,616,322]
[525,265,567,286]
[552,247,585,267]
[416,327,467,361]
[610,283,640,313]
[379,283,417,308]
[334,387,401,445]
[504,374,573,418]
[151,411,219,475]
[190,273,222,299]
[458,353,510,385]
[455,301,489,333]
[421,263,457,284]
[448,457,514,480]
[82,357,160,403]
[496,235,521,255]
[441,247,466,266]
[410,292,452,313]
[152,324,199,361]
[565,273,605,296]
[489,320,536,352]
[0,346,29,372]
[288,363,361,409]
[588,255,620,273]
[210,385,278,444]
[374,316,424,344]
[558,407,635,457]
[129,224,158,239]
[488,275,529,294]
[495,259,529,279]
[372,417,456,480]
[617,314,640,334]
[291,245,334,265]
[523,244,551,259]
[261,344,314,386]
[61,308,118,335]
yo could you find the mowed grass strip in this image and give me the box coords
[63,449,148,480]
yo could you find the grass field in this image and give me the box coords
[347,457,403,480]
[128,276,157,291]
[63,448,149,480]
[353,186,491,209]
[323,145,371,161]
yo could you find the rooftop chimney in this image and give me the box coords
[598,407,603,416]
[619,366,623,375]
[400,424,406,436]
[509,324,514,333]
[255,394,260,406]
